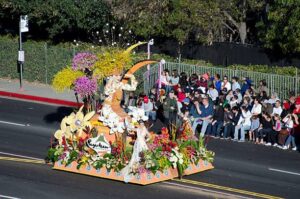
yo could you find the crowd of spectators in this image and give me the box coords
[122,69,300,151]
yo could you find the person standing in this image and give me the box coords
[163,90,178,129]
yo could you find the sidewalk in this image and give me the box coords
[0,78,82,107]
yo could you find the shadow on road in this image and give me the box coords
[43,106,74,124]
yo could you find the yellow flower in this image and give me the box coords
[92,42,146,80]
[52,67,84,92]
[66,106,95,139]
[54,117,72,145]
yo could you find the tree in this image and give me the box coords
[257,1,300,55]
[0,0,111,42]
[108,0,222,54]
[217,0,264,44]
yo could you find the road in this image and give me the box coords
[0,97,299,199]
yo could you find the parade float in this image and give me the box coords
[47,43,214,185]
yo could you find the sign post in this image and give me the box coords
[18,15,28,91]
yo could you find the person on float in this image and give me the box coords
[122,119,150,182]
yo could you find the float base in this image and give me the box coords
[53,160,214,185]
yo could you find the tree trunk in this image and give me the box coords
[238,22,247,44]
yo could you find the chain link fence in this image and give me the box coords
[143,62,300,100]
[0,37,76,84]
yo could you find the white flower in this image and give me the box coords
[128,106,148,122]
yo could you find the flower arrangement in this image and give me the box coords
[52,43,145,109]
[74,76,97,98]
[48,107,214,179]
[52,67,84,92]
[72,52,98,71]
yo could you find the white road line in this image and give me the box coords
[269,168,300,176]
[0,151,44,161]
[0,120,26,127]
[0,194,21,199]
[162,182,251,199]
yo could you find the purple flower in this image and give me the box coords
[74,77,97,98]
[72,52,97,71]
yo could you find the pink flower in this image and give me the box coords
[72,52,97,71]
[74,77,97,98]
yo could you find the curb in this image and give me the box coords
[0,90,82,107]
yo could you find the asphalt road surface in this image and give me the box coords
[0,97,299,199]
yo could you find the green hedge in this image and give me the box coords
[0,36,298,85]
[0,36,74,84]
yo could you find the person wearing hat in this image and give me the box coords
[141,96,155,121]
[181,97,191,113]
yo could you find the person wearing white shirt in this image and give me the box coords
[141,97,154,120]
[207,85,219,103]
[221,76,231,92]
[231,77,241,92]
[272,100,283,116]
[170,70,179,86]
[160,71,168,86]
[235,89,243,104]
[251,98,262,116]
[267,92,279,105]
[234,106,252,142]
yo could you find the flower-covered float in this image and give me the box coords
[47,43,214,185]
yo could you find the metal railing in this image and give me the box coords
[143,62,299,100]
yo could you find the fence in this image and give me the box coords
[0,37,76,84]
[143,62,300,100]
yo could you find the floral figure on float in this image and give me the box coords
[48,43,215,185]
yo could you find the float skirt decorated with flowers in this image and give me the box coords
[53,158,213,185]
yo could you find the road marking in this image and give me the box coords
[0,156,45,164]
[163,181,251,199]
[269,168,300,176]
[0,120,26,127]
[172,178,283,199]
[0,194,21,199]
[0,151,44,161]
